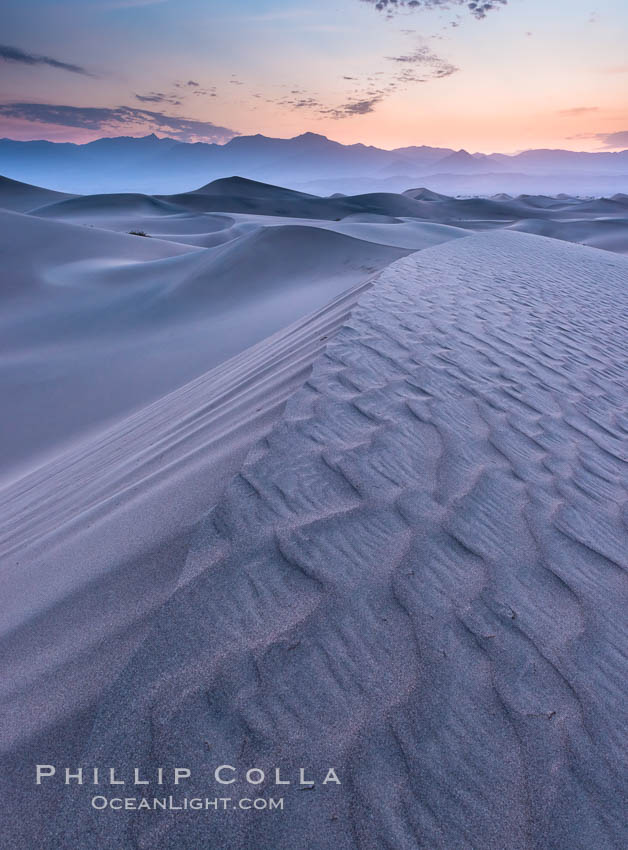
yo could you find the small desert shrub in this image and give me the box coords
[129,230,150,237]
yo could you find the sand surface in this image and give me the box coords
[1,176,627,848]
[0,175,76,212]
[0,207,408,481]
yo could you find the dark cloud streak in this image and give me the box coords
[0,44,94,76]
[0,102,238,142]
[134,91,182,105]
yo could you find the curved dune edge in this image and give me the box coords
[26,230,625,850]
[0,276,379,742]
[0,272,389,849]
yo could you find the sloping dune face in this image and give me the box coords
[0,209,406,480]
[51,232,627,849]
[0,175,76,212]
[507,217,628,254]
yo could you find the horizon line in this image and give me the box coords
[1,131,626,157]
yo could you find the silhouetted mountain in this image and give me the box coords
[431,149,504,173]
[0,132,626,196]
[491,148,628,172]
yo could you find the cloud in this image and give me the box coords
[386,45,458,78]
[266,33,456,122]
[293,97,327,110]
[0,44,94,76]
[272,36,457,121]
[135,91,181,105]
[359,0,507,20]
[0,102,238,142]
[332,96,383,116]
[269,87,385,119]
[588,130,628,149]
[559,106,599,116]
[173,80,216,97]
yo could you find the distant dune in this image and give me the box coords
[0,208,407,481]
[507,217,628,253]
[0,174,76,212]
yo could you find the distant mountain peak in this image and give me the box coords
[296,132,329,141]
[448,149,475,160]
[431,148,504,173]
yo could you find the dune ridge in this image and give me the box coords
[0,275,374,735]
[0,175,76,212]
[32,231,628,850]
[14,175,628,257]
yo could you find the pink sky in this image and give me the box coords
[1,0,627,152]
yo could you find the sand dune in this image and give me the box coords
[26,202,471,252]
[2,175,628,849]
[0,278,373,743]
[507,217,628,253]
[16,231,622,850]
[0,175,76,212]
[0,209,407,481]
[162,177,435,220]
[18,175,628,258]
[31,191,190,220]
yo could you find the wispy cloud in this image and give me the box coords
[327,96,384,117]
[386,45,458,79]
[559,106,599,116]
[134,91,181,105]
[0,44,94,76]
[173,80,216,97]
[0,102,238,142]
[271,38,457,121]
[359,0,507,21]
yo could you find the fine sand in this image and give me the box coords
[1,176,627,849]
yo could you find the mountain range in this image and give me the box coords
[1,131,627,196]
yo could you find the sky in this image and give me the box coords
[0,0,627,152]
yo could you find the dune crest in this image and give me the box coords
[33,231,628,850]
